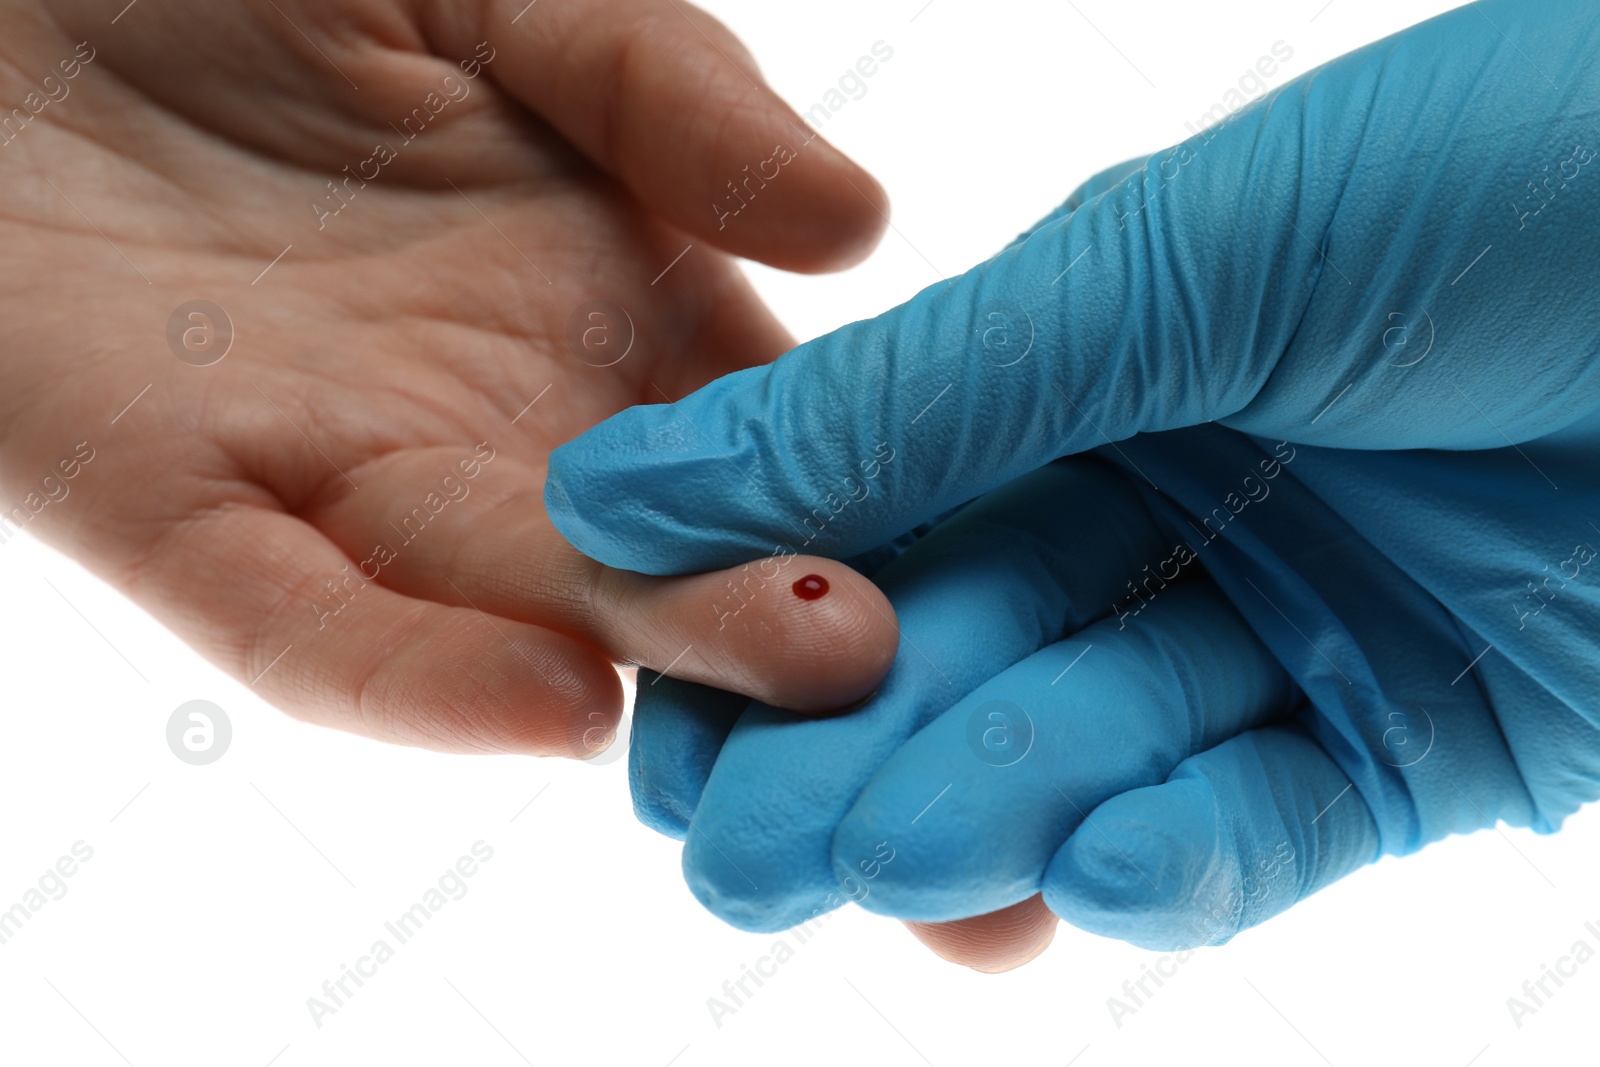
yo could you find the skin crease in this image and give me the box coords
[0,0,1020,970]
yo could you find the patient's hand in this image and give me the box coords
[0,0,898,755]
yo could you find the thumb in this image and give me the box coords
[455,0,890,272]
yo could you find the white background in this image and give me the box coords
[3,1,1597,1065]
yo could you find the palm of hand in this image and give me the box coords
[0,0,885,751]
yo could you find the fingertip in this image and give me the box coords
[593,555,899,715]
[1043,781,1235,950]
[355,613,628,760]
[631,767,693,839]
[903,895,1060,973]
[1046,729,1382,950]
[516,643,628,761]
[742,138,890,273]
[670,40,891,273]
[628,672,749,840]
[544,402,730,572]
[489,0,890,273]
[753,560,899,714]
[681,833,812,933]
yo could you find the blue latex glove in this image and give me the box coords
[548,0,1600,944]
[829,423,1600,945]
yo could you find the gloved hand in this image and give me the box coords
[547,0,1600,947]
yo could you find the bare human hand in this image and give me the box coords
[0,0,899,757]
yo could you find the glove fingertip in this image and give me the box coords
[626,673,747,841]
[1044,780,1239,950]
[629,750,692,841]
[543,442,627,566]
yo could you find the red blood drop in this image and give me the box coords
[792,574,830,600]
